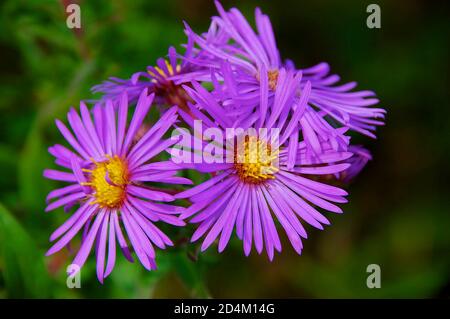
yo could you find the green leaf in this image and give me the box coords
[170,251,210,298]
[0,203,53,297]
[18,123,52,212]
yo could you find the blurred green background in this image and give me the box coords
[0,0,449,298]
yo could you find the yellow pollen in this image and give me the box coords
[82,155,129,208]
[147,60,191,111]
[257,69,279,91]
[267,69,279,91]
[148,60,181,80]
[234,136,279,184]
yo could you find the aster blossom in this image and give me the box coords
[44,90,189,282]
[92,45,210,112]
[181,1,385,153]
[172,76,353,259]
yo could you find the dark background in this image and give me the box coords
[0,0,449,298]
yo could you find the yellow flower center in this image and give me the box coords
[267,69,279,91]
[148,59,192,113]
[234,136,279,184]
[148,60,181,79]
[257,69,279,91]
[82,155,129,208]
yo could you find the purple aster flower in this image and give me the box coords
[172,79,353,260]
[44,90,189,282]
[181,1,385,150]
[91,45,209,112]
[286,61,386,138]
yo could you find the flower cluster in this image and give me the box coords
[44,1,385,282]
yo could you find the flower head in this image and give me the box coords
[44,90,190,282]
[172,80,352,259]
[181,1,385,154]
[91,46,208,112]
